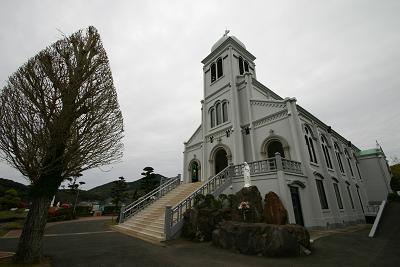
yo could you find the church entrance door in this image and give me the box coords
[290,186,304,226]
[191,161,199,183]
[267,140,285,158]
[214,148,228,175]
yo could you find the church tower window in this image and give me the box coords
[210,108,215,128]
[239,57,244,75]
[238,56,249,75]
[321,135,333,169]
[217,58,223,78]
[216,102,222,125]
[334,143,345,173]
[211,63,216,82]
[222,102,228,122]
[244,60,249,72]
[304,126,317,164]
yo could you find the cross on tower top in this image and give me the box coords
[223,29,230,37]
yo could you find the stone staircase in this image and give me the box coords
[113,182,204,243]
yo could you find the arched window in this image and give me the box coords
[210,108,215,128]
[321,135,333,169]
[211,63,216,82]
[222,102,228,122]
[238,57,244,75]
[304,126,317,164]
[344,149,354,176]
[238,56,250,75]
[216,102,221,125]
[217,58,223,78]
[334,143,345,173]
[267,140,285,158]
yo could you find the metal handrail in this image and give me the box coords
[165,166,232,238]
[119,175,181,223]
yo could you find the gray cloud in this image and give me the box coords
[1,0,399,189]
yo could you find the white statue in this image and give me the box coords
[50,195,55,207]
[243,162,251,188]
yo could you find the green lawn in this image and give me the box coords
[0,209,28,221]
[0,209,27,237]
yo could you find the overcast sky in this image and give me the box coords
[0,0,399,189]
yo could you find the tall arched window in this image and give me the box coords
[321,135,333,169]
[210,108,215,128]
[238,56,250,75]
[211,63,216,82]
[215,102,221,125]
[344,149,354,177]
[334,143,345,173]
[304,126,317,164]
[222,102,228,122]
[217,58,223,78]
[238,57,244,75]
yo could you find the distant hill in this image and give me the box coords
[0,173,170,206]
[0,178,30,201]
[86,174,167,203]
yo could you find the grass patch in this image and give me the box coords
[0,210,27,222]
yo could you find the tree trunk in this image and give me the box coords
[14,195,51,263]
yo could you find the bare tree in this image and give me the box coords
[0,26,124,263]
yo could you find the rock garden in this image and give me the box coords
[182,186,311,257]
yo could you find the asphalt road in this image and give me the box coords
[1,219,399,267]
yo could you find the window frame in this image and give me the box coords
[334,143,345,173]
[321,135,333,169]
[316,179,329,210]
[304,125,318,164]
[333,183,344,210]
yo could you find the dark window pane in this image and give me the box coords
[333,183,343,209]
[347,186,355,209]
[316,179,329,209]
[310,137,317,164]
[210,108,215,128]
[239,57,244,75]
[244,60,249,72]
[211,63,216,82]
[217,58,223,78]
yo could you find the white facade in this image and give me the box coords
[183,35,391,229]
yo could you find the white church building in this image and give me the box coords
[182,34,392,229]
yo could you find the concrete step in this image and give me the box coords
[113,225,164,244]
[117,181,206,243]
[124,221,165,231]
[120,224,164,236]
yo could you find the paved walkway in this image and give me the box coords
[1,219,399,266]
[1,216,113,239]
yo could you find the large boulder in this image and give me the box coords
[182,194,231,242]
[234,186,263,223]
[263,191,288,225]
[212,221,310,257]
